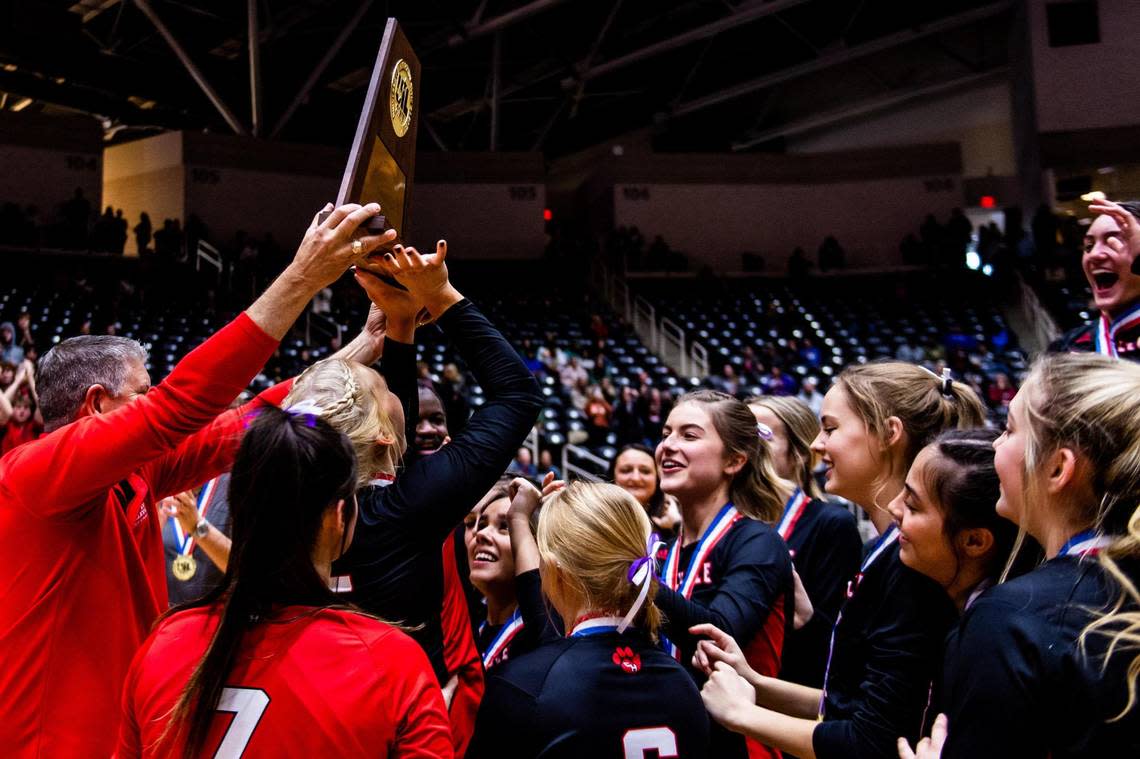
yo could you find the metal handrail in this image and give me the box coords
[195,239,222,274]
[561,443,609,483]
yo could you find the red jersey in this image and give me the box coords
[115,605,453,759]
[0,313,288,759]
[440,533,484,756]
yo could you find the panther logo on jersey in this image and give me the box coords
[613,647,641,674]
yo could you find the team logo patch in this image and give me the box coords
[613,647,641,674]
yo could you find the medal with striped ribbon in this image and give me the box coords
[776,488,811,543]
[818,523,899,719]
[1094,301,1140,358]
[659,502,742,660]
[481,608,524,670]
[170,477,219,582]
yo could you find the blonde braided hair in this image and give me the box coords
[284,358,401,487]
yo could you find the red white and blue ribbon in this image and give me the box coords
[659,502,742,660]
[1094,301,1140,357]
[818,523,899,718]
[171,477,219,558]
[481,608,524,669]
[776,488,811,542]
[570,615,625,638]
[1060,529,1114,558]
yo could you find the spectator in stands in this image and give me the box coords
[15,313,34,352]
[62,187,90,249]
[788,247,811,280]
[0,322,24,365]
[762,365,796,396]
[92,206,115,252]
[986,372,1016,416]
[608,443,678,538]
[920,213,942,262]
[0,360,44,455]
[612,386,644,446]
[585,385,613,446]
[946,207,972,267]
[713,364,740,396]
[797,376,823,417]
[798,337,822,368]
[647,234,671,270]
[0,361,15,394]
[818,235,846,272]
[589,313,608,341]
[416,361,434,390]
[559,355,588,389]
[642,386,670,439]
[133,212,152,255]
[508,447,538,478]
[895,339,924,363]
[591,351,615,382]
[113,209,127,254]
[538,449,560,479]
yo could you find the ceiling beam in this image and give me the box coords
[270,0,375,139]
[130,0,247,135]
[672,0,1012,119]
[447,0,571,47]
[731,68,1008,150]
[563,0,813,88]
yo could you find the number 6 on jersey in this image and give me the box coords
[623,726,678,759]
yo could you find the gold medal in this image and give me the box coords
[172,555,197,582]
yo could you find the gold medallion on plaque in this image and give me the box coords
[389,59,413,138]
[172,555,197,581]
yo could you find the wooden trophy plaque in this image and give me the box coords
[320,18,420,240]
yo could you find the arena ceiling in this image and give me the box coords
[0,0,1012,157]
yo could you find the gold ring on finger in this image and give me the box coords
[351,239,364,255]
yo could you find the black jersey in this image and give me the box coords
[330,299,543,683]
[468,623,710,759]
[657,506,793,759]
[940,554,1140,758]
[1048,299,1140,361]
[775,490,863,688]
[813,528,958,759]
[475,569,562,670]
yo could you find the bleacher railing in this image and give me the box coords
[195,240,223,274]
[524,427,540,472]
[561,444,608,483]
[659,317,688,375]
[304,311,343,349]
[596,260,708,381]
[689,341,709,380]
[633,295,658,347]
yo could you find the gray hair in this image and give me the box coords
[38,336,149,431]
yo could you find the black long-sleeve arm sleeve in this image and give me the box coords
[513,568,563,655]
[656,527,792,658]
[376,299,543,545]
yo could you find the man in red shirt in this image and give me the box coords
[0,203,391,758]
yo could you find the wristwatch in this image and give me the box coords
[194,518,211,539]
